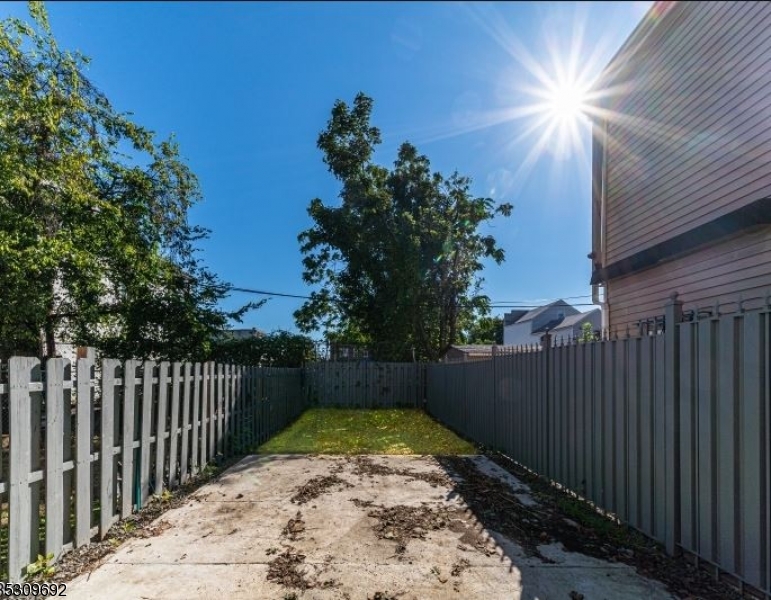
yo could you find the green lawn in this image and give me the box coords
[257,408,476,455]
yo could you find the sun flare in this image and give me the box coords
[456,3,606,168]
[544,80,590,123]
[399,2,630,195]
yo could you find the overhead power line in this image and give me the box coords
[228,286,311,300]
[491,303,597,308]
[493,294,592,302]
[227,286,598,308]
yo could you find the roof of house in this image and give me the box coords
[550,309,601,333]
[532,317,564,335]
[224,327,265,339]
[514,300,570,324]
[503,309,529,326]
[448,345,495,356]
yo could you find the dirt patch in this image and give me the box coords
[366,503,458,554]
[351,456,451,488]
[282,511,306,541]
[457,527,497,556]
[438,455,557,562]
[350,498,374,509]
[451,557,470,577]
[367,592,404,600]
[266,548,310,590]
[266,546,339,592]
[291,474,353,504]
[479,453,745,600]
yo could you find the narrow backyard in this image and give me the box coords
[65,453,673,600]
[60,409,738,600]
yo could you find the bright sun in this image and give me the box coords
[405,3,614,188]
[545,81,589,123]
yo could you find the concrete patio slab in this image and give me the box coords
[66,455,676,600]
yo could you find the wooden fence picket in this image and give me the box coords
[168,362,182,489]
[246,367,254,448]
[75,357,94,547]
[180,363,192,484]
[45,358,66,558]
[223,364,231,455]
[208,362,216,461]
[8,357,38,579]
[100,359,120,538]
[191,362,201,476]
[218,363,225,455]
[139,361,154,508]
[199,362,208,470]
[155,362,170,494]
[121,360,139,518]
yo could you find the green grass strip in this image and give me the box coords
[257,408,476,455]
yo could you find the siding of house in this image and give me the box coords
[550,309,602,340]
[600,1,771,265]
[503,302,580,346]
[607,227,771,334]
[530,302,578,333]
[503,321,537,347]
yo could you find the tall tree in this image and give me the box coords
[0,2,253,360]
[464,316,504,345]
[208,331,318,368]
[295,93,512,361]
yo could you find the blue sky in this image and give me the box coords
[2,1,650,336]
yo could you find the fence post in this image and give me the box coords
[8,357,39,580]
[664,292,683,555]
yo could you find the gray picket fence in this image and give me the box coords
[426,295,770,599]
[304,361,425,407]
[0,358,306,581]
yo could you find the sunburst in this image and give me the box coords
[394,3,644,194]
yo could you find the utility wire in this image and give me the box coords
[227,286,598,308]
[228,286,311,300]
[494,294,593,302]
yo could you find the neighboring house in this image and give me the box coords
[502,309,528,327]
[443,345,496,363]
[549,309,602,342]
[588,1,771,336]
[503,300,579,346]
[223,327,265,340]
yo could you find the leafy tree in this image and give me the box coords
[578,321,597,343]
[208,331,318,367]
[295,93,512,361]
[464,315,504,345]
[0,2,254,360]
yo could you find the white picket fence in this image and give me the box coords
[0,357,306,581]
